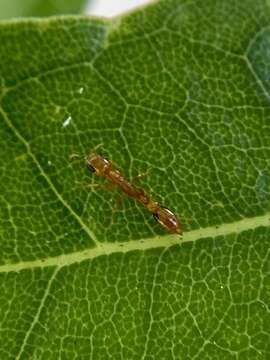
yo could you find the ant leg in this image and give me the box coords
[110,195,126,226]
[112,196,124,210]
[75,181,100,190]
[132,167,152,183]
[181,216,193,225]
[75,180,117,192]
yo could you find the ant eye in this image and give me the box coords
[87,163,96,173]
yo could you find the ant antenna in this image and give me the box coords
[69,153,85,162]
[69,143,104,163]
[91,143,104,154]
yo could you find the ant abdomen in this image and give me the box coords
[153,206,182,234]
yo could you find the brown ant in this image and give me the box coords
[82,149,182,235]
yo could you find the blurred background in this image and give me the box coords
[88,0,152,17]
[0,0,152,19]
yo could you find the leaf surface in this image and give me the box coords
[0,0,270,358]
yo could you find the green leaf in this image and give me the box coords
[0,0,88,19]
[1,0,270,358]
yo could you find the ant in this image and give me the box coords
[82,148,182,235]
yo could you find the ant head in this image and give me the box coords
[86,153,110,176]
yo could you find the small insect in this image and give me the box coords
[85,150,182,235]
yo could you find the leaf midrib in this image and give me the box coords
[1,212,269,273]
